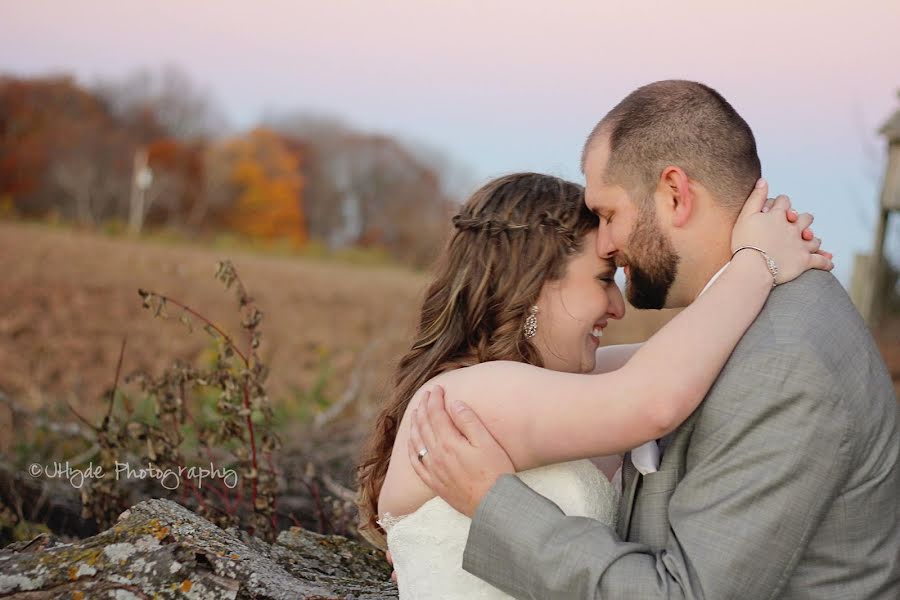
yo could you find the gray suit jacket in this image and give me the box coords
[463,271,899,599]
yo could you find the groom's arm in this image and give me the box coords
[459,345,850,599]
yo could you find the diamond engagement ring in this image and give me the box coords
[417,447,429,461]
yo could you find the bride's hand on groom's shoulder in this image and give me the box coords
[408,386,514,518]
[732,179,834,284]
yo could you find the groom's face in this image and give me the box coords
[583,140,680,309]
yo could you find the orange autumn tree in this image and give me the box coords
[222,128,307,245]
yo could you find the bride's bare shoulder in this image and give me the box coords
[378,373,459,517]
[402,364,493,411]
[418,361,529,394]
[378,366,489,513]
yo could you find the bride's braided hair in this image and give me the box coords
[357,173,598,547]
[450,211,580,251]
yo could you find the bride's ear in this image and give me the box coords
[657,166,693,228]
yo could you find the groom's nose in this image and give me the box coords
[595,225,617,259]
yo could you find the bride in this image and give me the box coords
[356,172,827,598]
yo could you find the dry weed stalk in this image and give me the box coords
[79,260,281,540]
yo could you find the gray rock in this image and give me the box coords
[0,498,398,599]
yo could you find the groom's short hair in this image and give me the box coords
[583,80,761,212]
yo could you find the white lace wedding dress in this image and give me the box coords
[379,459,619,599]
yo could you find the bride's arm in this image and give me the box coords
[428,251,773,471]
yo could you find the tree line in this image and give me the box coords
[0,67,463,267]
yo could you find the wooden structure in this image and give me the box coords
[854,93,900,325]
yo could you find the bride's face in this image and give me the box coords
[531,231,626,373]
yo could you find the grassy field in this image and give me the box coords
[0,222,425,428]
[1,220,896,455]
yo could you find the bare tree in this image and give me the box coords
[48,119,132,224]
[265,112,468,262]
[94,65,226,141]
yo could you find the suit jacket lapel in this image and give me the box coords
[619,413,699,540]
[658,431,676,457]
[618,452,640,539]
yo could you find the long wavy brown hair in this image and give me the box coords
[356,172,599,547]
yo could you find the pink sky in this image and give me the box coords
[2,0,900,283]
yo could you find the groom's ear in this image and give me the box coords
[657,166,693,229]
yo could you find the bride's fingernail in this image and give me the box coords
[762,206,770,213]
[452,400,466,413]
[756,178,766,188]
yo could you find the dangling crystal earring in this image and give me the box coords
[523,305,539,339]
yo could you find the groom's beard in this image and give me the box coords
[623,204,680,310]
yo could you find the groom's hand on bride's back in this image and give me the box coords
[408,386,514,518]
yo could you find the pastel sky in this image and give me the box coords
[2,0,899,285]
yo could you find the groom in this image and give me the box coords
[409,81,899,598]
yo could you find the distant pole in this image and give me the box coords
[128,148,153,235]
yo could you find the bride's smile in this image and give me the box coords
[529,230,624,374]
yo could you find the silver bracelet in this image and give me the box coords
[731,246,779,287]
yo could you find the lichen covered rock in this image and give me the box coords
[0,498,397,599]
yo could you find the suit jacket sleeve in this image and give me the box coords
[462,343,852,599]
